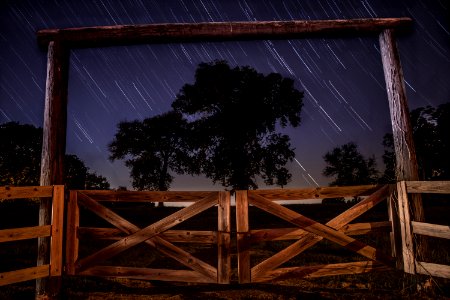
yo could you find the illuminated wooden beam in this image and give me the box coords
[37,18,412,48]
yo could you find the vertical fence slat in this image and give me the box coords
[217,191,231,284]
[397,181,416,274]
[50,185,64,276]
[66,191,80,275]
[236,190,251,283]
[388,185,403,269]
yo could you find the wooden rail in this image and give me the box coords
[66,190,231,284]
[236,185,394,283]
[397,181,450,279]
[0,186,64,286]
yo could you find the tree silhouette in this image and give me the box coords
[382,102,450,181]
[323,142,378,186]
[109,111,192,197]
[0,122,110,189]
[172,60,304,190]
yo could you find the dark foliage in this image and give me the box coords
[0,122,110,189]
[172,60,304,190]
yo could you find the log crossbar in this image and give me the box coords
[37,18,412,48]
[0,186,64,286]
[397,181,450,279]
[66,190,231,284]
[236,184,394,283]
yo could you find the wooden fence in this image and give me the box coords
[397,181,450,279]
[0,186,64,286]
[235,185,395,283]
[66,190,231,284]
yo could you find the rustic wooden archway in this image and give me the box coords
[36,18,423,298]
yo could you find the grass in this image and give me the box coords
[0,197,449,299]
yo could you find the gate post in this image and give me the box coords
[217,191,231,283]
[236,190,251,283]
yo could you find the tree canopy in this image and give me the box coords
[109,111,191,191]
[382,102,450,181]
[0,122,110,189]
[323,142,378,186]
[172,60,304,190]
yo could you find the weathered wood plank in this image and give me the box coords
[77,190,216,202]
[412,221,450,240]
[250,185,381,200]
[49,185,64,277]
[217,191,231,284]
[0,265,49,286]
[236,190,251,283]
[250,186,390,279]
[416,262,450,279]
[253,261,390,282]
[396,181,416,274]
[78,227,217,243]
[0,186,53,199]
[37,18,412,48]
[250,221,391,243]
[66,191,79,275]
[0,225,51,243]
[379,29,426,260]
[406,181,450,194]
[249,193,393,265]
[75,192,218,280]
[80,266,216,283]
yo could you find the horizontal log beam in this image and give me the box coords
[416,262,450,279]
[405,181,450,194]
[37,18,412,48]
[0,265,49,286]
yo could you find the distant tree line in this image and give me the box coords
[323,102,450,187]
[0,122,110,190]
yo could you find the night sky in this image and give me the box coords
[1,0,449,190]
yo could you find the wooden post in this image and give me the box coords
[217,191,231,284]
[38,40,69,299]
[236,190,251,283]
[379,29,426,259]
[66,191,80,275]
[396,181,416,274]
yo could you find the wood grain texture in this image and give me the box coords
[396,181,416,274]
[412,221,450,240]
[77,190,216,202]
[235,190,251,283]
[49,185,64,277]
[252,261,390,282]
[416,262,450,279]
[80,266,216,283]
[0,265,49,286]
[406,181,450,194]
[0,225,51,243]
[66,191,80,275]
[250,186,391,280]
[0,186,53,199]
[217,191,231,284]
[74,192,218,281]
[37,18,412,48]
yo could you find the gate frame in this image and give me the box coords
[66,190,231,284]
[0,185,64,286]
[236,185,394,283]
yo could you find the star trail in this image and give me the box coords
[0,0,449,190]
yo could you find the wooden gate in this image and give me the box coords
[236,185,395,283]
[397,181,450,278]
[66,190,231,284]
[0,186,64,286]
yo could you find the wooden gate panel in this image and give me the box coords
[66,190,231,284]
[237,185,394,283]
